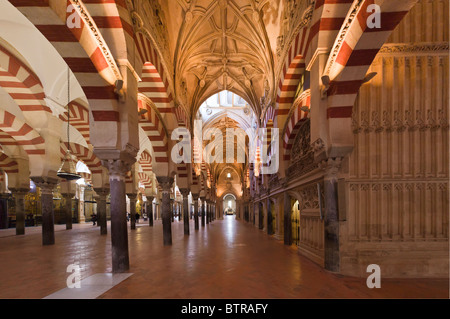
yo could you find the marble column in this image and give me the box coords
[259,203,263,230]
[10,189,28,235]
[128,193,137,230]
[321,158,342,273]
[0,193,9,229]
[62,193,73,230]
[200,197,206,227]
[192,195,199,230]
[283,192,292,245]
[32,177,58,246]
[206,201,210,225]
[147,197,154,227]
[267,198,273,235]
[103,159,130,273]
[170,198,174,223]
[94,188,109,235]
[158,177,173,246]
[180,189,190,235]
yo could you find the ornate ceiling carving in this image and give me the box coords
[173,0,275,117]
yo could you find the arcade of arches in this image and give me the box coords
[0,0,448,297]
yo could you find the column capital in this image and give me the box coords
[191,193,199,201]
[156,176,174,192]
[146,196,154,202]
[102,159,131,182]
[9,188,29,196]
[127,193,138,201]
[179,188,190,197]
[93,188,110,197]
[31,177,59,195]
[319,157,343,179]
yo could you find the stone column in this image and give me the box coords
[284,192,292,245]
[259,202,263,230]
[10,189,28,235]
[200,197,206,227]
[128,193,137,230]
[102,160,130,273]
[62,193,73,230]
[94,188,109,235]
[170,198,174,223]
[147,197,154,227]
[205,200,210,225]
[267,198,273,235]
[0,193,9,229]
[158,177,173,246]
[180,189,190,235]
[192,194,199,230]
[32,177,58,245]
[321,158,342,273]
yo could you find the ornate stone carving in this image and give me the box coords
[379,42,450,55]
[156,176,174,192]
[288,120,319,179]
[298,184,320,210]
[102,159,131,182]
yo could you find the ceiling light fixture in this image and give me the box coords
[57,66,81,181]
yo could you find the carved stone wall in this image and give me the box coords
[292,182,325,266]
[341,0,449,278]
[287,119,319,178]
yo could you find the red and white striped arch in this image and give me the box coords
[0,45,50,114]
[0,110,45,155]
[305,0,355,65]
[325,0,417,120]
[139,150,153,174]
[61,142,102,175]
[10,0,121,128]
[136,33,188,128]
[0,153,19,175]
[138,172,152,189]
[138,98,168,164]
[59,101,90,143]
[274,0,355,128]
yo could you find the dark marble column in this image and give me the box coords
[128,193,137,230]
[259,203,263,230]
[102,159,131,273]
[200,197,206,227]
[62,193,73,230]
[157,177,173,246]
[94,188,109,235]
[206,201,210,225]
[32,177,58,246]
[0,193,9,229]
[321,158,342,273]
[192,194,199,230]
[283,192,292,245]
[10,189,28,235]
[170,198,174,223]
[267,198,273,235]
[180,189,190,235]
[147,197,154,227]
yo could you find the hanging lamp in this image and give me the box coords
[57,67,81,181]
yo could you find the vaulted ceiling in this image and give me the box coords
[148,0,290,118]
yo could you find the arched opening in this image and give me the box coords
[223,193,236,216]
[291,200,300,246]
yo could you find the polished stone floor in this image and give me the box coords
[0,216,448,299]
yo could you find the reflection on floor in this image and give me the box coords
[0,216,447,299]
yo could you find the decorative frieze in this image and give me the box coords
[352,109,449,134]
[378,42,450,56]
